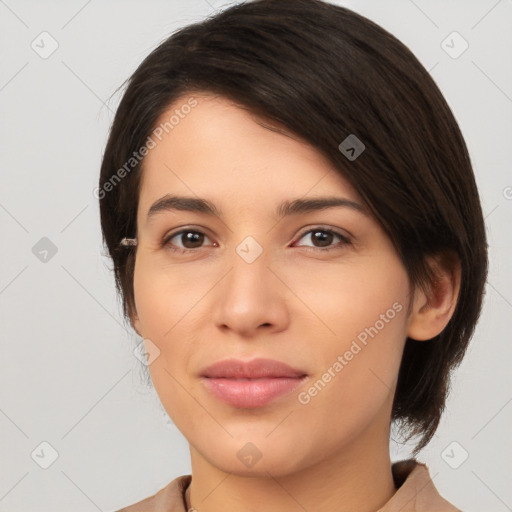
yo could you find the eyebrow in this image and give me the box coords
[145,194,369,224]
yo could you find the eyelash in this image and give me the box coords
[161,226,351,254]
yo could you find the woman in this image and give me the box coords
[98,0,488,510]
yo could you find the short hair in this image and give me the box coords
[98,0,488,454]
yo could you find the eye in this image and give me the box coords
[162,228,217,253]
[293,227,351,252]
[161,226,351,254]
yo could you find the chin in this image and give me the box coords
[193,434,313,478]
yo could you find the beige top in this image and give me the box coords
[115,459,460,512]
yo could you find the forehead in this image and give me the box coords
[138,93,362,216]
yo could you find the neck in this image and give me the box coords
[186,421,396,512]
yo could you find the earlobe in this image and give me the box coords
[406,253,461,341]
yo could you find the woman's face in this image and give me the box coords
[132,93,413,476]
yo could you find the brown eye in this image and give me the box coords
[178,231,205,249]
[163,229,216,252]
[294,228,351,252]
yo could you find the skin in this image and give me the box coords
[130,93,460,512]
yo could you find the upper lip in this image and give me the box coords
[200,358,307,379]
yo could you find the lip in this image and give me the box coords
[200,357,307,379]
[200,358,308,408]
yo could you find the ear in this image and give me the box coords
[406,252,461,341]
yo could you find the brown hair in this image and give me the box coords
[98,0,488,454]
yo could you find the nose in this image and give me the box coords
[211,245,290,338]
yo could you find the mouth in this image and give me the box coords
[200,358,308,408]
[200,376,308,408]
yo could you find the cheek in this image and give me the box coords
[133,255,208,424]
[133,252,211,335]
[288,251,410,344]
[291,255,409,417]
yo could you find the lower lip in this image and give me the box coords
[201,376,307,408]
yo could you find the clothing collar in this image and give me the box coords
[116,459,460,511]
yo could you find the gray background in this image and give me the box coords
[0,0,511,510]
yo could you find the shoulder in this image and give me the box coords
[115,474,192,512]
[381,459,461,511]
